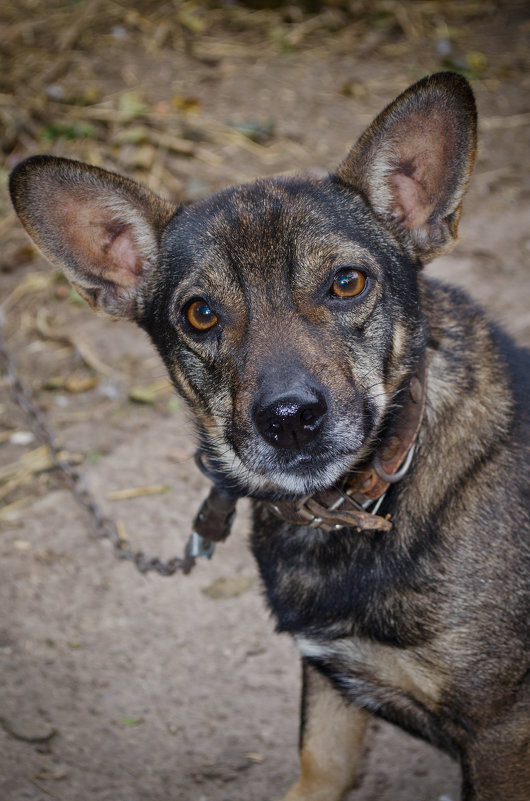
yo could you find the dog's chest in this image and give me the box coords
[250,510,438,647]
[296,635,442,711]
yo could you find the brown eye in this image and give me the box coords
[332,269,366,298]
[186,299,218,331]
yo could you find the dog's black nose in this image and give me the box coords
[253,391,327,450]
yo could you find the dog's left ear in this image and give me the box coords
[335,72,477,263]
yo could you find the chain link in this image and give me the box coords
[0,323,196,576]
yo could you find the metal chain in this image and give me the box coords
[0,323,196,576]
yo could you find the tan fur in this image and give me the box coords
[283,665,369,801]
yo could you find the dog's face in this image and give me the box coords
[9,72,476,499]
[146,177,425,497]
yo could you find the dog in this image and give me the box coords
[10,72,530,800]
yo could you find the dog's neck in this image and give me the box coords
[187,357,427,558]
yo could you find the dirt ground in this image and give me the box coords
[0,2,529,800]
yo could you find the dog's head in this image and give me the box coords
[10,72,476,499]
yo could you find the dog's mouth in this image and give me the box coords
[254,447,364,498]
[207,420,370,501]
[202,445,360,502]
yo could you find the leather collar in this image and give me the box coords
[188,357,427,556]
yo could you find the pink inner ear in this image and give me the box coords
[55,191,149,291]
[385,115,452,231]
[389,171,434,230]
[103,225,144,287]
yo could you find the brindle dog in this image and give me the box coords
[10,72,530,801]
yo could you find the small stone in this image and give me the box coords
[0,714,56,743]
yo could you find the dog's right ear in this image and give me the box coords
[9,156,176,320]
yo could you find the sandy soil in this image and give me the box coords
[1,3,529,800]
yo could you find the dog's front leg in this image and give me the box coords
[281,660,369,801]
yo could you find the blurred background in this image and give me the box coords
[1,0,528,200]
[0,3,529,801]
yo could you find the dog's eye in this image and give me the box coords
[186,299,218,331]
[331,269,366,299]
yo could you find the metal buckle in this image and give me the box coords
[373,444,416,484]
[185,531,216,560]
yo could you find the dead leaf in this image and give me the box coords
[64,374,99,393]
[245,752,264,762]
[1,272,53,313]
[172,94,202,113]
[229,118,275,144]
[0,445,83,485]
[0,496,38,521]
[106,484,170,501]
[32,767,68,781]
[128,379,173,404]
[202,575,254,600]
[118,91,146,121]
[126,143,156,170]
[13,540,32,551]
[44,376,67,390]
[114,126,149,145]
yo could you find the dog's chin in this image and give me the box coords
[238,451,358,501]
[270,469,351,499]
